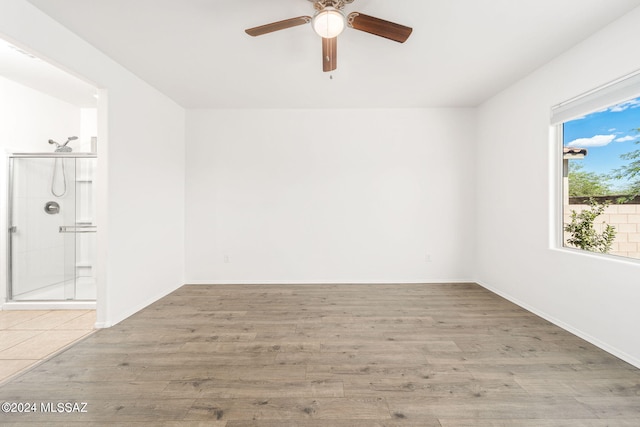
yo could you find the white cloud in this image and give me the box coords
[615,135,638,142]
[566,134,616,147]
[608,98,640,112]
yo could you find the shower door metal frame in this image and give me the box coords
[6,152,97,301]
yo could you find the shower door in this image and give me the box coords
[8,154,96,301]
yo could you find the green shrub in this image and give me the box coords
[564,198,616,254]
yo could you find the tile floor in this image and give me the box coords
[0,310,95,384]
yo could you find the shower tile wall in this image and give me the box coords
[11,158,96,300]
[12,158,70,296]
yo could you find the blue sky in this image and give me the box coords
[564,96,640,191]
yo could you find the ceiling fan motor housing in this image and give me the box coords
[312,0,354,11]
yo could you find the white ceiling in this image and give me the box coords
[20,0,640,109]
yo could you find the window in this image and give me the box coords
[553,72,640,260]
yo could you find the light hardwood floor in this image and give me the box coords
[0,283,639,426]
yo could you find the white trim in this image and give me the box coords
[184,280,475,285]
[549,124,564,250]
[550,68,640,124]
[93,321,110,329]
[476,280,640,369]
[2,301,96,310]
[551,246,640,267]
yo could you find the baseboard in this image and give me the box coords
[103,282,183,328]
[184,279,475,285]
[476,280,640,369]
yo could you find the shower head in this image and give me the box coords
[62,136,78,146]
[49,136,77,152]
[48,136,77,152]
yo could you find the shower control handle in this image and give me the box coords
[44,201,60,214]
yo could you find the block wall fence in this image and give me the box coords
[564,196,640,259]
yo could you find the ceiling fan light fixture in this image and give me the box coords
[312,8,345,38]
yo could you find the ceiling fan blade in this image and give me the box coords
[347,12,412,43]
[245,16,312,37]
[322,37,337,72]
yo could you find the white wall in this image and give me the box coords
[476,7,640,367]
[0,76,82,303]
[0,75,81,153]
[186,109,476,284]
[0,0,186,326]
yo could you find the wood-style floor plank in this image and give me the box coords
[0,283,639,424]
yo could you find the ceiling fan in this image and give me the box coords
[245,0,412,72]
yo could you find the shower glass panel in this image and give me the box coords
[8,153,97,301]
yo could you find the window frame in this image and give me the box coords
[552,70,640,262]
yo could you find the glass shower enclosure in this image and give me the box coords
[7,153,97,302]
